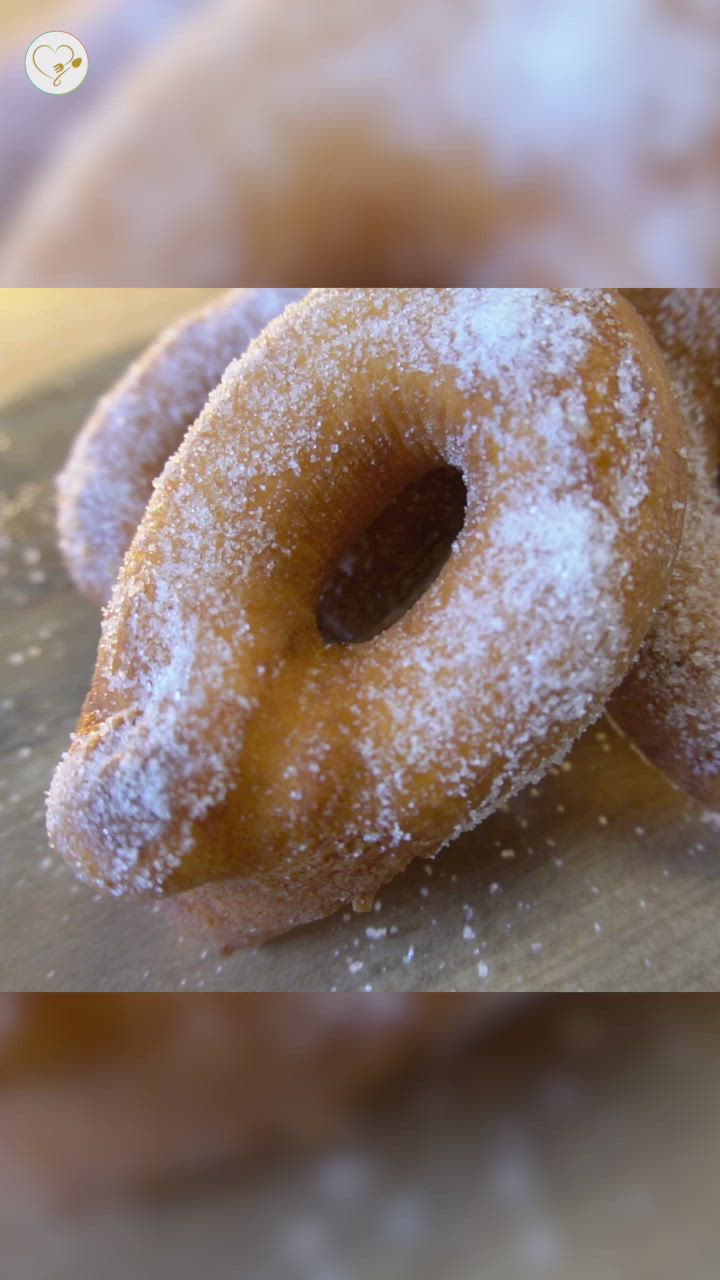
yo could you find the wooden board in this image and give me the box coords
[0,353,718,991]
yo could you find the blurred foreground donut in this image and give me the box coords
[610,290,720,809]
[0,993,491,1203]
[57,288,307,604]
[1,0,718,284]
[47,289,687,947]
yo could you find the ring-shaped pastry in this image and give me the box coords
[47,289,687,946]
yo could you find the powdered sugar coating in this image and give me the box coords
[611,290,720,805]
[57,288,307,604]
[47,289,686,944]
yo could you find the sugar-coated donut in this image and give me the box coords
[57,288,307,605]
[1,0,718,285]
[47,289,687,948]
[609,290,720,809]
[0,993,490,1201]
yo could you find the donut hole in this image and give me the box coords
[317,465,467,644]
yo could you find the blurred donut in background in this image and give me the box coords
[0,994,497,1204]
[0,0,718,284]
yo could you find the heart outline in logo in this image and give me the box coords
[32,42,75,79]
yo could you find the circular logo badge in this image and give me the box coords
[25,31,88,95]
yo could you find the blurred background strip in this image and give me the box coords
[0,0,718,285]
[0,995,719,1279]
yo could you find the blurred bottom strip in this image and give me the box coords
[0,993,505,1204]
[0,995,718,1280]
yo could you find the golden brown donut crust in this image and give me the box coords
[47,289,687,948]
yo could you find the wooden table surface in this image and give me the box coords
[0,291,718,992]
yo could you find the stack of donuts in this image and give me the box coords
[47,289,719,949]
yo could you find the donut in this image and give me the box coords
[61,285,718,807]
[46,288,687,948]
[0,993,490,1201]
[1,0,718,285]
[57,288,307,605]
[608,290,720,809]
